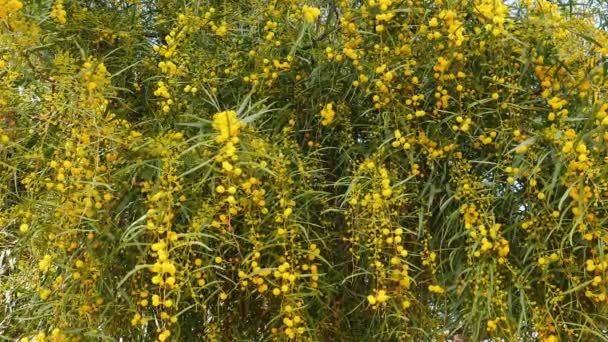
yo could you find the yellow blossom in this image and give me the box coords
[213,110,242,143]
[320,103,335,126]
[302,5,321,24]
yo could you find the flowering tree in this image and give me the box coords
[1,0,608,341]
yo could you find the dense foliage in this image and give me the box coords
[1,0,608,341]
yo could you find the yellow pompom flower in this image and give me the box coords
[19,223,29,233]
[0,0,23,19]
[212,110,242,143]
[50,0,67,25]
[302,5,321,24]
[320,103,335,126]
[428,284,445,294]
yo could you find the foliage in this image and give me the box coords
[1,0,608,341]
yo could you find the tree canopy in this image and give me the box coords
[1,0,608,341]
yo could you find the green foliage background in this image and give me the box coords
[1,0,608,341]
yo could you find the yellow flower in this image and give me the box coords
[283,207,293,218]
[0,0,23,19]
[222,161,234,172]
[486,319,497,332]
[283,317,294,327]
[39,288,52,300]
[320,103,335,126]
[50,0,67,25]
[39,255,52,272]
[152,294,161,306]
[538,257,547,266]
[376,290,389,303]
[213,110,242,143]
[543,335,558,342]
[302,5,321,24]
[215,23,228,36]
[19,223,29,233]
[428,284,445,294]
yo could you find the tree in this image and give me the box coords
[1,0,608,341]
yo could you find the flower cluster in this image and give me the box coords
[0,0,22,19]
[302,5,321,24]
[50,0,67,25]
